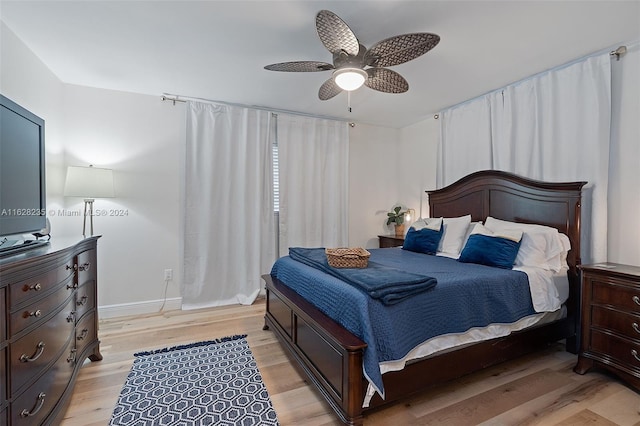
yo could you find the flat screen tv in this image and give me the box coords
[0,94,47,252]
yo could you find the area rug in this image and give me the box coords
[109,334,279,425]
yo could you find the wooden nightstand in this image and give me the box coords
[574,263,640,390]
[378,235,404,248]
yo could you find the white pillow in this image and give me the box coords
[437,215,472,255]
[437,220,482,260]
[469,222,523,242]
[484,217,566,272]
[554,233,572,271]
[460,221,483,247]
[409,217,443,231]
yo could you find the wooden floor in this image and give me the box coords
[61,297,640,426]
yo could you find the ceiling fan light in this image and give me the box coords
[333,68,367,91]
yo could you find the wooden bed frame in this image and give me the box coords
[263,170,586,425]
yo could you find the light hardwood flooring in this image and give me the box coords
[61,297,640,425]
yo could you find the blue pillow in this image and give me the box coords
[459,234,522,269]
[402,225,443,255]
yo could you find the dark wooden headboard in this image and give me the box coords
[427,170,587,333]
[427,170,586,272]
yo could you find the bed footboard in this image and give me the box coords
[263,274,367,426]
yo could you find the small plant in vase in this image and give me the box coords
[386,206,407,237]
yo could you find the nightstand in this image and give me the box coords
[574,263,640,390]
[378,235,404,248]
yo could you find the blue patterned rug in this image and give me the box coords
[109,335,279,425]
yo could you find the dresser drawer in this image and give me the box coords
[591,306,640,342]
[592,280,640,312]
[75,312,96,358]
[590,329,640,372]
[76,249,96,287]
[10,338,75,426]
[75,281,95,322]
[9,278,75,337]
[9,259,75,309]
[10,297,75,395]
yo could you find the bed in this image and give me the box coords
[262,170,586,425]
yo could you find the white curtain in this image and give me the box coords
[277,114,349,257]
[437,95,493,188]
[182,101,276,309]
[438,53,611,263]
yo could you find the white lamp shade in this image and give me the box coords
[64,166,115,198]
[333,68,367,91]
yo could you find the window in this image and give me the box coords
[272,140,279,213]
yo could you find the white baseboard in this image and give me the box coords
[98,297,182,319]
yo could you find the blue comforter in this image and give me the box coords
[270,247,535,399]
[288,247,437,304]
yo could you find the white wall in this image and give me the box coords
[61,85,184,315]
[347,124,400,248]
[398,117,439,219]
[2,22,185,316]
[346,118,440,247]
[0,22,66,221]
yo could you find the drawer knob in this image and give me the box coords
[77,295,89,306]
[79,262,91,272]
[633,295,640,306]
[22,309,42,319]
[632,349,640,363]
[633,323,640,335]
[77,328,89,341]
[20,392,46,418]
[67,348,77,363]
[66,311,76,323]
[22,282,42,292]
[66,264,78,271]
[19,341,46,363]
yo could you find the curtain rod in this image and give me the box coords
[609,45,627,61]
[160,95,186,105]
[160,92,356,126]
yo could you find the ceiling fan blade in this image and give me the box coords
[318,78,342,100]
[316,10,360,56]
[365,33,440,67]
[365,68,409,93]
[264,61,334,72]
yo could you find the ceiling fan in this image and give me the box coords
[264,10,440,101]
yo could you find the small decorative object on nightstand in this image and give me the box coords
[574,262,640,390]
[378,235,404,248]
[386,206,409,237]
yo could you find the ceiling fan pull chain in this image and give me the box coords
[348,91,352,113]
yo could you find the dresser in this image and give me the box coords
[0,237,102,425]
[378,235,404,248]
[574,263,640,390]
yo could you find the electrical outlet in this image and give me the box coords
[164,269,173,281]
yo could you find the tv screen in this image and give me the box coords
[0,94,46,238]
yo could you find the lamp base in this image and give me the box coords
[82,199,95,237]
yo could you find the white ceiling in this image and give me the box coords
[1,1,639,128]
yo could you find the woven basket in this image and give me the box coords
[325,247,371,269]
